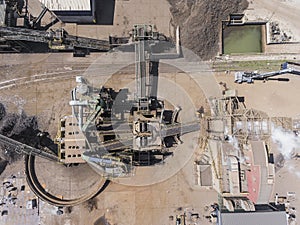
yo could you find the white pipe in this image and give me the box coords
[69,100,89,106]
[176,26,181,55]
[78,105,83,129]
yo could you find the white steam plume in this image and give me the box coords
[271,125,300,159]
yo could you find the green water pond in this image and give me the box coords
[223,25,263,54]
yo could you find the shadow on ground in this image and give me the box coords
[95,0,116,25]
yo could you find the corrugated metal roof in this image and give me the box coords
[250,141,275,204]
[39,0,91,11]
[251,141,268,166]
[220,211,287,225]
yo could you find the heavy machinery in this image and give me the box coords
[234,62,300,83]
[0,25,200,205]
[55,25,201,178]
[0,133,59,162]
[0,0,110,54]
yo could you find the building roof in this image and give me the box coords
[220,211,287,225]
[199,164,212,186]
[250,141,275,204]
[40,0,91,11]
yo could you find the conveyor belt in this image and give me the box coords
[1,119,199,206]
[0,134,58,161]
[88,120,200,153]
[0,26,110,51]
[0,134,108,206]
[161,121,200,137]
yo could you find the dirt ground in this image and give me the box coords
[62,0,300,60]
[60,0,249,60]
[244,0,300,55]
[215,71,300,118]
[1,0,300,224]
[0,51,299,225]
[0,52,215,225]
[245,0,300,41]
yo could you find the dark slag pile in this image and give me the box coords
[0,102,41,164]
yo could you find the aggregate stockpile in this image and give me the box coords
[168,0,249,60]
[0,102,57,168]
[0,103,38,163]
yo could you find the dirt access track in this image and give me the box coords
[0,51,218,225]
[1,0,300,224]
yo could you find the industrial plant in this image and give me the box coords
[0,0,299,225]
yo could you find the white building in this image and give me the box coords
[39,0,96,23]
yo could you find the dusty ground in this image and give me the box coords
[61,0,249,60]
[1,0,300,224]
[61,0,300,60]
[63,0,172,40]
[0,52,215,225]
[1,52,299,225]
[245,0,300,54]
[246,0,300,41]
[215,71,300,117]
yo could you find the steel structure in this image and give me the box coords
[0,24,201,205]
[0,0,110,54]
[0,133,58,161]
[208,90,271,143]
[201,91,276,213]
[235,62,300,84]
[55,25,201,178]
[0,26,110,52]
[0,130,108,207]
[24,155,109,206]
